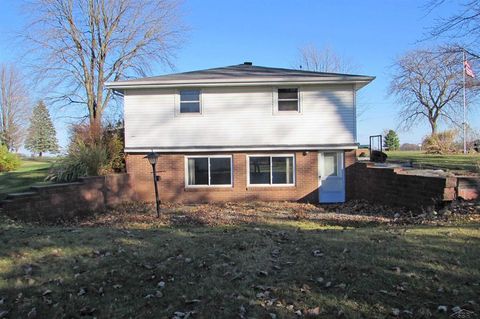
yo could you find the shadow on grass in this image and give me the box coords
[0,218,479,318]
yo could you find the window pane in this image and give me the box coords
[323,153,338,177]
[180,90,200,102]
[188,158,208,185]
[278,88,298,100]
[180,102,200,113]
[249,157,270,184]
[278,100,298,111]
[210,158,231,185]
[272,157,294,184]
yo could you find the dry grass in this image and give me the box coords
[0,201,479,318]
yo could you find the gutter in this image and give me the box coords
[106,78,375,90]
[124,143,359,153]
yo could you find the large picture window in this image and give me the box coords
[248,155,295,185]
[186,156,232,186]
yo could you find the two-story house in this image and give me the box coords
[106,63,374,203]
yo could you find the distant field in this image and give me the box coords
[386,151,480,173]
[0,158,55,199]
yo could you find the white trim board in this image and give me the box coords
[125,145,358,153]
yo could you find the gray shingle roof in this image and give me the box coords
[106,63,375,89]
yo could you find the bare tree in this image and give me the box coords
[0,64,30,151]
[22,0,185,135]
[389,48,464,135]
[426,0,480,44]
[296,44,357,73]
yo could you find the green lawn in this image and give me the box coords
[0,202,479,318]
[0,158,55,199]
[386,151,480,173]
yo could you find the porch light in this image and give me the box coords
[144,151,160,218]
[146,151,158,166]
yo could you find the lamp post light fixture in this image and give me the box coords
[145,151,160,218]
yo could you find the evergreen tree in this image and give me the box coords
[25,101,59,156]
[384,129,400,151]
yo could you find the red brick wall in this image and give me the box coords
[349,163,457,209]
[344,150,356,201]
[0,174,137,221]
[126,151,327,203]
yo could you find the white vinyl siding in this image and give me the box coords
[124,84,355,150]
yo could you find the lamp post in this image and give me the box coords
[145,151,160,218]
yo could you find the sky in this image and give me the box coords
[0,0,477,149]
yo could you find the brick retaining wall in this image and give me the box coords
[0,174,136,221]
[1,163,477,221]
[350,163,458,209]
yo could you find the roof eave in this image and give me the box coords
[106,77,375,90]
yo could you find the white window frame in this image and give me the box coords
[175,89,203,116]
[184,155,233,188]
[273,87,301,114]
[247,154,296,187]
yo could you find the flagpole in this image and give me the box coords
[463,49,467,154]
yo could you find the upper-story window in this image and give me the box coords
[277,88,299,112]
[180,90,201,113]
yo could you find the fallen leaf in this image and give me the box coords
[77,288,87,296]
[437,305,448,313]
[391,308,400,316]
[42,289,52,296]
[452,306,462,313]
[304,306,321,316]
[27,307,36,318]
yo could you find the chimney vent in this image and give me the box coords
[243,62,252,65]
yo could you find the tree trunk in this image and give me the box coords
[430,120,437,135]
[39,151,43,157]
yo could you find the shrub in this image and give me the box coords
[0,144,21,172]
[47,123,124,182]
[422,130,457,154]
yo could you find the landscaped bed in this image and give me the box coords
[0,201,479,318]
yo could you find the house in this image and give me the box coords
[106,62,374,203]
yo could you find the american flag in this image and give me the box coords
[464,59,475,78]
